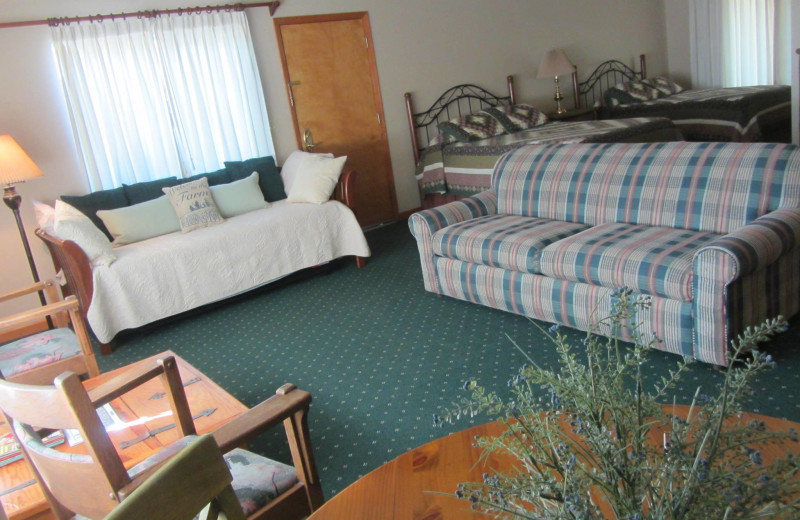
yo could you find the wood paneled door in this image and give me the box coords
[275,12,397,227]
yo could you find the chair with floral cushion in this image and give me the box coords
[102,434,246,520]
[0,355,323,520]
[0,279,99,384]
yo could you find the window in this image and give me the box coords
[689,0,790,88]
[51,10,274,191]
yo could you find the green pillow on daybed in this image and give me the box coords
[61,187,130,240]
[225,156,286,202]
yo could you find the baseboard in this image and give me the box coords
[396,207,422,221]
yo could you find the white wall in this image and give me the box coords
[0,0,669,311]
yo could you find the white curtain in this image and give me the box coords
[690,0,790,88]
[51,10,274,191]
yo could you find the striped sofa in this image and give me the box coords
[409,142,800,366]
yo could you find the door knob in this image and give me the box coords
[303,128,316,151]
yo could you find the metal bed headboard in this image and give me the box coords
[576,54,647,109]
[404,77,516,164]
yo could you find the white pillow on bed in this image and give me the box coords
[210,172,268,218]
[97,195,181,246]
[53,200,116,267]
[280,151,334,194]
[287,155,347,204]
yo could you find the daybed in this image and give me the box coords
[578,54,791,142]
[409,141,800,366]
[36,153,370,352]
[405,76,683,206]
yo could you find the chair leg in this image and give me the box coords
[283,408,324,510]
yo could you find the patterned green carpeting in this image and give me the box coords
[96,221,800,499]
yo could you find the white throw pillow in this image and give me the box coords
[162,177,224,232]
[53,201,116,267]
[280,150,334,194]
[32,200,55,234]
[287,155,348,204]
[210,172,268,218]
[97,195,181,246]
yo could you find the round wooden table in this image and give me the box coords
[308,407,800,519]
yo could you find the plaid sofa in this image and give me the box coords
[409,142,800,366]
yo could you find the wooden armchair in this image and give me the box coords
[103,434,246,520]
[0,279,99,384]
[0,355,323,520]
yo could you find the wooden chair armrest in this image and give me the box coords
[212,384,311,453]
[0,296,79,330]
[0,280,52,303]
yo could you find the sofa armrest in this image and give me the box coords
[333,169,356,209]
[408,191,497,294]
[408,190,498,238]
[695,208,800,280]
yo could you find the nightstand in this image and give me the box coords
[546,107,597,122]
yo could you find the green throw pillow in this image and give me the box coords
[225,156,286,202]
[123,177,180,205]
[184,168,232,186]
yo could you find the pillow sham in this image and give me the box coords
[210,172,268,218]
[280,151,334,194]
[53,201,116,267]
[287,155,347,204]
[643,76,684,97]
[162,178,224,232]
[481,104,548,133]
[437,113,505,143]
[603,81,660,107]
[97,195,181,246]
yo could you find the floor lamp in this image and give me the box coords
[0,135,47,309]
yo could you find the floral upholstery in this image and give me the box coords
[128,435,298,517]
[0,327,83,379]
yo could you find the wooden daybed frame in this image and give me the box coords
[36,170,363,355]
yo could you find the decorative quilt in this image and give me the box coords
[416,117,683,196]
[600,85,790,142]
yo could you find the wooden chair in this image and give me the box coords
[103,434,246,520]
[0,279,100,384]
[0,355,323,520]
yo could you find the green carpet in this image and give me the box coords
[96,222,800,499]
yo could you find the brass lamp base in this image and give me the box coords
[553,75,566,115]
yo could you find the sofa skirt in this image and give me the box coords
[433,257,696,360]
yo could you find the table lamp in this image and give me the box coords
[0,135,47,308]
[537,48,575,115]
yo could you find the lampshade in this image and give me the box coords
[0,135,44,187]
[537,48,575,79]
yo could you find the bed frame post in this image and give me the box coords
[404,92,421,164]
[506,76,516,105]
[571,67,580,109]
[639,54,647,79]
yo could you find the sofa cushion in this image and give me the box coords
[225,156,286,202]
[432,215,589,274]
[61,187,130,240]
[124,177,180,205]
[184,168,232,186]
[538,223,720,301]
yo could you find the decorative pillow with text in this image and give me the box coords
[162,177,224,233]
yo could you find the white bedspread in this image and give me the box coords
[87,200,370,342]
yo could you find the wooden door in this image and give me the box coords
[275,12,397,227]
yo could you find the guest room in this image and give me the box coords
[2,1,800,518]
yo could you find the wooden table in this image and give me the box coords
[308,406,800,519]
[0,351,248,520]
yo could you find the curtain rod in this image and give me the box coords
[0,1,279,30]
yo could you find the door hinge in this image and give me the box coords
[377,113,381,125]
[365,37,369,49]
